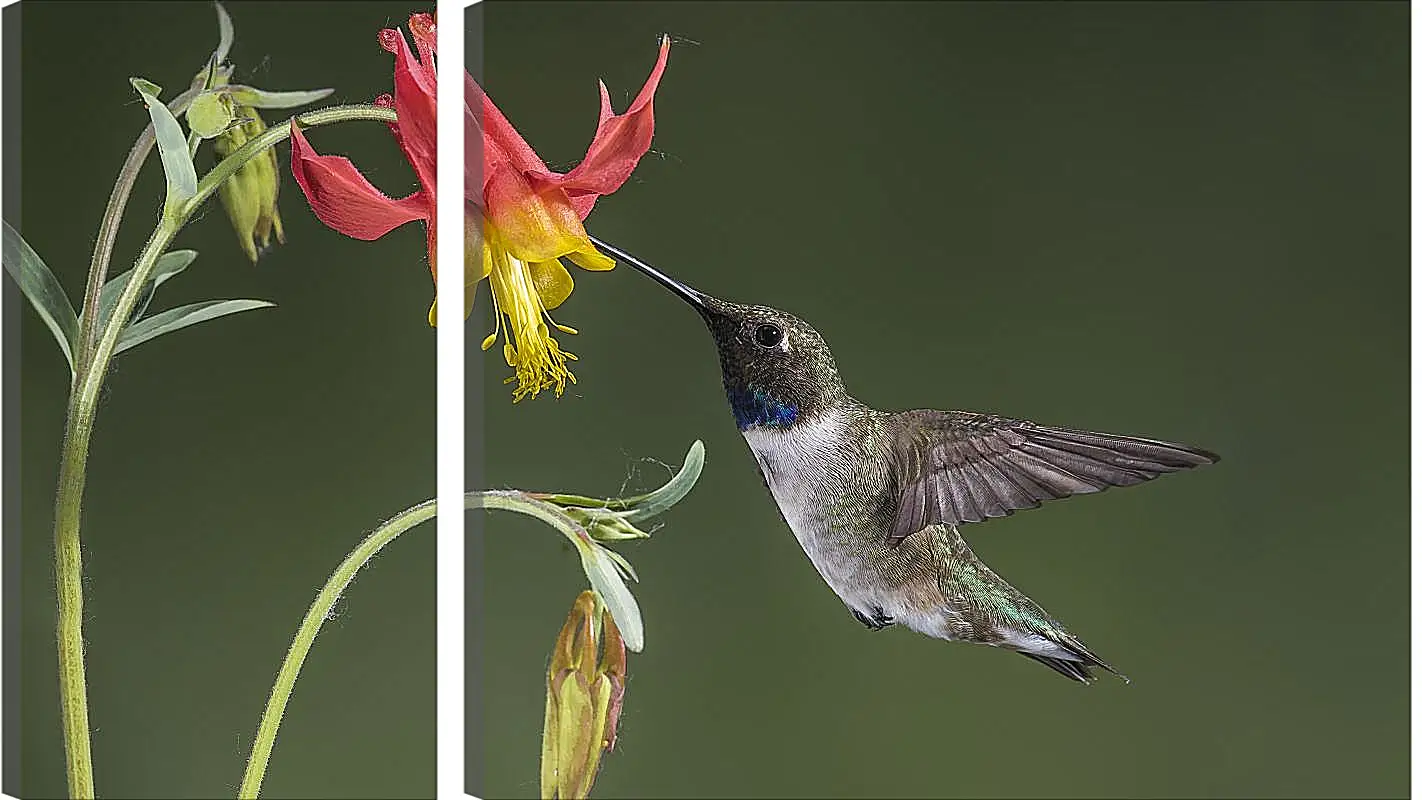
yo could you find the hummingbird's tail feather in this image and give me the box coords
[1047,632,1131,684]
[993,623,1129,684]
[1015,636,1130,684]
[936,525,1130,685]
[1020,652,1095,683]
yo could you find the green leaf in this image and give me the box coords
[577,543,644,652]
[115,299,273,355]
[195,57,234,92]
[225,86,335,109]
[1,220,77,371]
[601,547,640,583]
[212,1,234,65]
[621,440,705,521]
[131,78,198,211]
[538,440,706,522]
[98,249,198,329]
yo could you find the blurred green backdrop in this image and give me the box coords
[474,2,1406,798]
[16,3,434,798]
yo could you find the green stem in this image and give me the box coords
[53,221,177,800]
[238,491,590,799]
[236,499,438,799]
[52,405,95,799]
[53,102,398,799]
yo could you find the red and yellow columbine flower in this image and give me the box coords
[288,13,447,316]
[288,12,668,400]
[471,37,669,401]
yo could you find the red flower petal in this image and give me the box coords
[474,80,554,196]
[289,122,429,241]
[470,38,669,223]
[379,19,437,196]
[465,71,487,208]
[406,13,435,68]
[556,36,670,217]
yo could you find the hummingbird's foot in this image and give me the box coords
[852,606,896,631]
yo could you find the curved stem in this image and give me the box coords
[237,499,438,799]
[470,490,595,538]
[74,87,200,372]
[53,102,398,800]
[237,491,588,799]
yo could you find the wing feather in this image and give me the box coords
[886,411,1217,546]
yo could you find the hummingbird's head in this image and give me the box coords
[593,238,845,431]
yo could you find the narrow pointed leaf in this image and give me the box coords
[131,78,198,208]
[198,53,221,91]
[537,439,706,520]
[99,249,198,328]
[212,1,234,65]
[601,547,640,583]
[2,220,77,370]
[577,544,644,652]
[537,492,620,510]
[115,299,273,354]
[226,86,335,109]
[205,62,234,89]
[622,440,706,522]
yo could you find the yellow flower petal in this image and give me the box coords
[425,280,480,327]
[530,259,575,311]
[474,216,494,281]
[567,246,616,272]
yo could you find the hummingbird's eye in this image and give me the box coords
[754,323,784,348]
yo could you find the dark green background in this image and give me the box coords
[16,3,433,798]
[476,2,1407,798]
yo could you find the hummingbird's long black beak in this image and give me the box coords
[589,235,711,314]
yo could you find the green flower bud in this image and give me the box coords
[186,90,235,139]
[214,105,284,263]
[541,591,627,800]
[561,507,650,543]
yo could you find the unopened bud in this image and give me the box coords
[214,105,284,262]
[561,507,648,543]
[541,591,627,799]
[186,90,236,139]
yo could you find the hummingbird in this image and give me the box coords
[592,237,1218,683]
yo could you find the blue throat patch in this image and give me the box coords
[728,386,798,431]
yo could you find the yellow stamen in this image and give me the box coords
[486,242,580,401]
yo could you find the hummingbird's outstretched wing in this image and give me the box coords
[885,410,1217,546]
